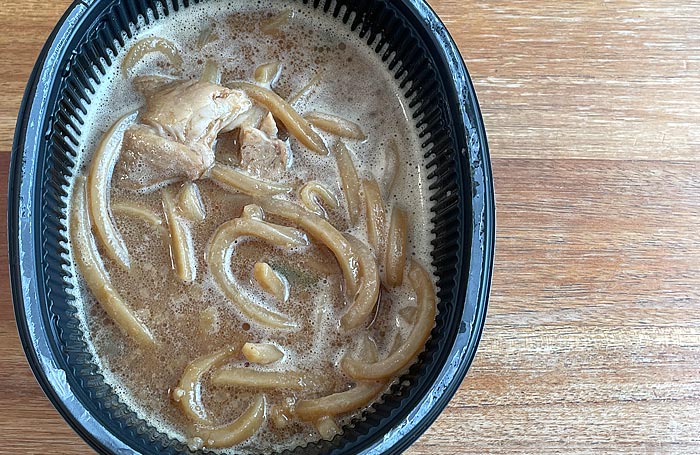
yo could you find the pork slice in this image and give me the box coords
[238,123,289,180]
[119,124,211,188]
[117,79,252,188]
[258,112,278,137]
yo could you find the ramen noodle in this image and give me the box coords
[68,2,437,452]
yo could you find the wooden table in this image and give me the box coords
[2,1,699,454]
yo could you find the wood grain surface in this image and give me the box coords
[2,1,700,454]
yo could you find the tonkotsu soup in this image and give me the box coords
[68,1,437,452]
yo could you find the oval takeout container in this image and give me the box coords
[8,0,494,454]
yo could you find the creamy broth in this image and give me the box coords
[68,1,436,452]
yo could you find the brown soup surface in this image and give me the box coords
[69,2,437,453]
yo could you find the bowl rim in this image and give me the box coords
[8,1,494,454]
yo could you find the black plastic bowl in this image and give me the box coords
[8,1,493,454]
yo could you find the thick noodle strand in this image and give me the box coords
[340,236,380,331]
[201,59,222,84]
[208,205,307,329]
[315,416,341,440]
[354,334,379,363]
[87,111,136,270]
[383,138,401,198]
[295,382,385,421]
[287,71,322,105]
[260,9,291,35]
[229,82,328,154]
[212,368,306,390]
[172,346,237,424]
[362,178,388,261]
[210,163,291,197]
[242,342,284,364]
[269,404,292,429]
[334,141,363,226]
[305,112,366,140]
[299,181,339,218]
[162,188,196,284]
[71,177,156,347]
[196,23,219,49]
[193,394,267,449]
[177,182,207,222]
[253,262,288,302]
[253,61,282,87]
[122,37,183,76]
[341,261,436,380]
[111,201,165,234]
[385,206,408,287]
